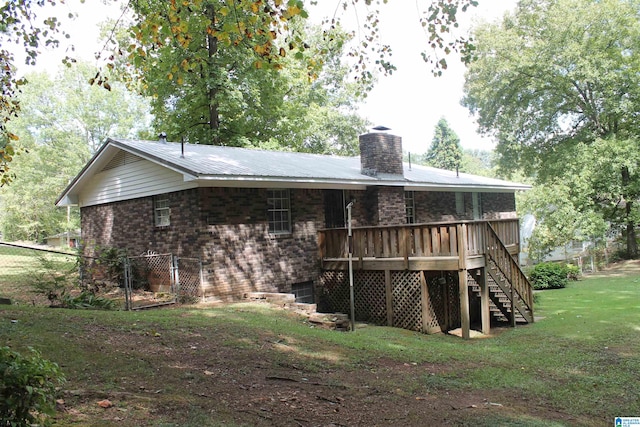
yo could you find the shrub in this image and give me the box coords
[0,347,65,427]
[29,254,117,310]
[566,263,581,281]
[29,255,78,306]
[61,291,117,310]
[529,262,570,290]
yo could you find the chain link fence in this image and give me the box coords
[0,242,204,309]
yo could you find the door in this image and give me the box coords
[324,190,346,228]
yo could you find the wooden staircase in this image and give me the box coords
[469,222,534,325]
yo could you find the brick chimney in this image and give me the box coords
[359,131,404,177]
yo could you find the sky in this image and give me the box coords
[306,1,518,154]
[13,0,517,155]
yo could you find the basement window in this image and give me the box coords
[154,194,170,227]
[291,281,314,304]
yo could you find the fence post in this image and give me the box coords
[199,258,205,303]
[171,255,179,302]
[123,257,131,311]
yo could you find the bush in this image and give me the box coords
[0,347,65,427]
[566,263,581,281]
[29,255,78,306]
[529,262,570,290]
[61,291,117,310]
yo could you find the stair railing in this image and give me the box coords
[484,222,534,320]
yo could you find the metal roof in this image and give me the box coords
[56,137,530,207]
[111,138,530,190]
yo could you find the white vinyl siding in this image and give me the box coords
[78,157,197,207]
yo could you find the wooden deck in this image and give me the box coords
[319,219,520,270]
[317,219,533,338]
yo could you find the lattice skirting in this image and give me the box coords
[318,270,461,333]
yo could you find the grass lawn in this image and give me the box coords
[0,261,639,426]
[0,244,78,304]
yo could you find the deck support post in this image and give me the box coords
[420,271,430,334]
[458,269,470,339]
[457,223,470,339]
[385,270,393,327]
[479,268,490,335]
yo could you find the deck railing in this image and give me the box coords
[318,218,521,263]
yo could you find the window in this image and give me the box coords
[405,191,415,224]
[291,281,314,304]
[154,194,170,227]
[267,189,290,234]
[455,192,465,216]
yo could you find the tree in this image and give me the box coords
[1,0,480,180]
[0,63,152,241]
[463,0,640,258]
[0,0,74,185]
[424,117,463,171]
[459,148,496,177]
[518,181,607,262]
[114,12,367,151]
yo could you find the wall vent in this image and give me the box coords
[102,151,143,171]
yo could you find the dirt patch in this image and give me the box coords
[24,311,595,427]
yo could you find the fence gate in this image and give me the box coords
[124,253,204,310]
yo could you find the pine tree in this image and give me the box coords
[425,118,463,171]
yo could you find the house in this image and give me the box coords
[56,131,532,337]
[45,230,81,248]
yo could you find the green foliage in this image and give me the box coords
[459,149,496,177]
[464,0,640,258]
[93,246,149,290]
[0,0,72,185]
[29,254,78,306]
[529,262,570,290]
[565,264,580,281]
[0,346,65,427]
[1,1,478,183]
[61,291,117,310]
[0,63,152,242]
[424,117,463,171]
[93,246,128,287]
[115,11,368,151]
[29,253,118,309]
[519,182,607,262]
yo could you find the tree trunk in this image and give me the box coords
[626,201,638,259]
[205,4,220,145]
[622,166,638,258]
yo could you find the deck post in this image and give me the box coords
[479,268,490,335]
[385,270,393,327]
[420,271,430,333]
[457,224,470,339]
[458,270,470,339]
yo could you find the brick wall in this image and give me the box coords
[81,189,202,258]
[81,187,324,301]
[414,192,458,223]
[80,186,517,301]
[481,192,517,219]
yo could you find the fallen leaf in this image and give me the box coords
[97,399,113,408]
